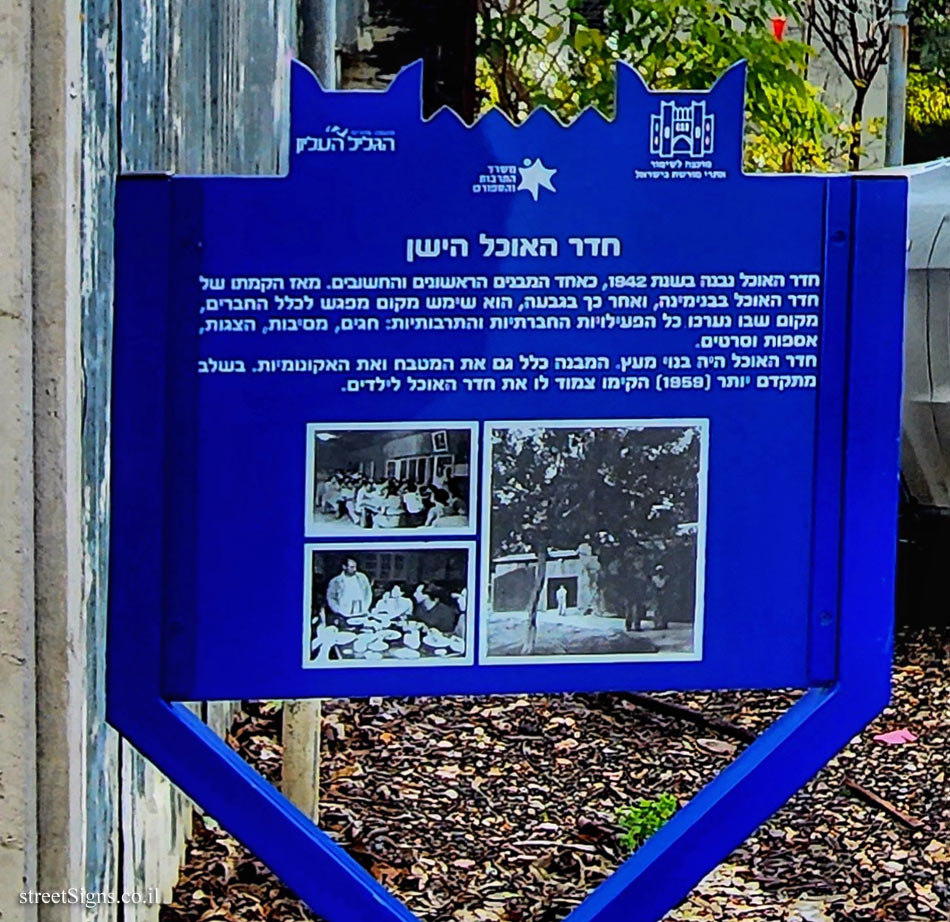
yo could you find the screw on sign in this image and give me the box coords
[108,59,907,922]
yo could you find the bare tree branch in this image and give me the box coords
[801,0,888,89]
[797,0,889,168]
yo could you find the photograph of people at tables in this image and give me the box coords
[306,423,476,535]
[304,544,474,666]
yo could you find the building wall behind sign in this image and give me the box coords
[0,4,301,922]
[0,0,38,919]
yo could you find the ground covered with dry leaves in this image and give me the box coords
[160,625,949,922]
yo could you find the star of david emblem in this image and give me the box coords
[517,157,557,201]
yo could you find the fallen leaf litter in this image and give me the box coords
[160,624,949,922]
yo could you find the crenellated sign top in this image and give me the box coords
[288,59,747,183]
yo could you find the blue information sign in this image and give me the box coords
[109,61,907,922]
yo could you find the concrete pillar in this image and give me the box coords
[0,0,39,918]
[31,0,88,918]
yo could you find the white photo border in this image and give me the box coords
[479,418,709,666]
[304,421,479,537]
[302,540,477,669]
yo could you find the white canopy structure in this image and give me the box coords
[902,160,950,510]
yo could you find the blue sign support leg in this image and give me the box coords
[563,690,876,922]
[567,175,905,922]
[109,176,421,922]
[113,700,421,922]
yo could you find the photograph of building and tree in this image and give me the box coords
[482,420,706,661]
[306,423,476,535]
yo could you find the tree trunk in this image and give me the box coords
[419,0,477,120]
[849,85,869,171]
[521,549,548,654]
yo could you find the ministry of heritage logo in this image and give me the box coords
[649,100,715,159]
[472,157,558,200]
[638,99,724,181]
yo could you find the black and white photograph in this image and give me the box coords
[305,423,477,536]
[303,543,475,667]
[481,420,707,664]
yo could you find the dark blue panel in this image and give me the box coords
[112,62,855,700]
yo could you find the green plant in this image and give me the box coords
[616,793,679,851]
[475,0,853,172]
[744,83,845,172]
[911,0,950,80]
[907,68,950,134]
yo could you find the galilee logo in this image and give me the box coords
[295,124,397,155]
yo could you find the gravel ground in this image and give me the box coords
[160,624,949,922]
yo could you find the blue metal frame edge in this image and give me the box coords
[806,177,852,684]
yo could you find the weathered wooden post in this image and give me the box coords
[281,701,323,822]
